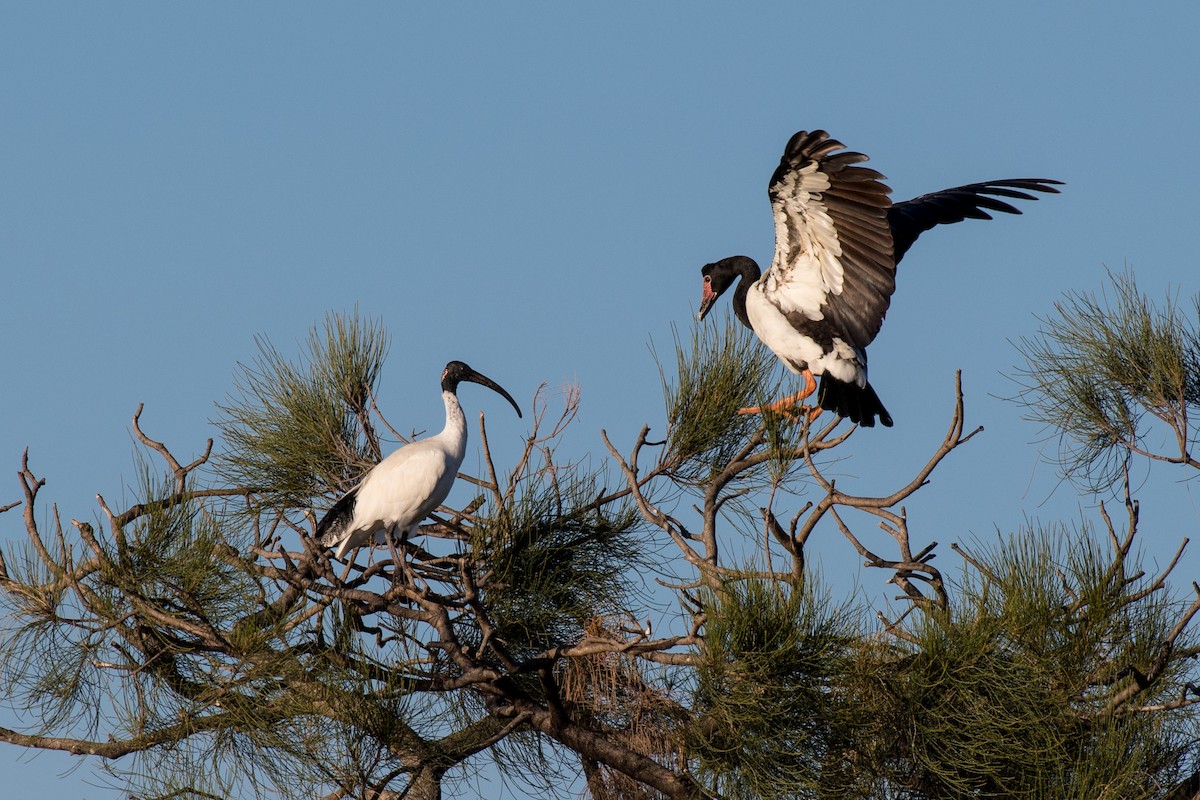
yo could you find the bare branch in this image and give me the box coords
[131,403,213,492]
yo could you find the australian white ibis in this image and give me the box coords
[316,360,522,559]
[699,129,1061,427]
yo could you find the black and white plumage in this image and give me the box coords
[316,361,521,559]
[699,130,1061,427]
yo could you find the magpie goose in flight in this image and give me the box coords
[698,130,1060,427]
[316,361,521,559]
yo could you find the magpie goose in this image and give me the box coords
[699,130,1060,427]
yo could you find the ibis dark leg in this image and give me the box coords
[383,524,404,580]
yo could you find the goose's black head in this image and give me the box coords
[441,361,523,417]
[699,255,761,322]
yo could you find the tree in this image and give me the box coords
[1,282,1198,800]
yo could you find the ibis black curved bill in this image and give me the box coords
[442,361,522,418]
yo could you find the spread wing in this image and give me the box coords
[888,178,1063,263]
[763,130,896,349]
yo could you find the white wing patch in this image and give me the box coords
[765,162,845,320]
[745,284,866,386]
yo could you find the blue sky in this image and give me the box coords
[3,4,1199,797]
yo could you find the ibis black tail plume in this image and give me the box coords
[316,485,360,553]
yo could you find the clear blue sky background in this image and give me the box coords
[3,4,1199,797]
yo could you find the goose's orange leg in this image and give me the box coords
[738,370,822,422]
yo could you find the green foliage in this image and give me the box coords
[471,471,646,659]
[1,464,249,738]
[5,290,1200,800]
[658,312,785,482]
[1015,269,1200,489]
[876,527,1196,799]
[213,311,389,507]
[0,594,100,735]
[115,466,255,628]
[689,576,860,799]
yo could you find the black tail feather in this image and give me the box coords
[316,484,360,550]
[817,376,893,428]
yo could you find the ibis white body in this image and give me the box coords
[326,392,465,558]
[316,361,521,560]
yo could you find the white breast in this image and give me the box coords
[746,281,868,387]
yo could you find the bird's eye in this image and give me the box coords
[703,275,711,283]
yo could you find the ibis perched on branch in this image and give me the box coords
[698,130,1061,427]
[316,361,522,559]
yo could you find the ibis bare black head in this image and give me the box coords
[441,361,522,418]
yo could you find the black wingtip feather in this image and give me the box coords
[889,177,1062,263]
